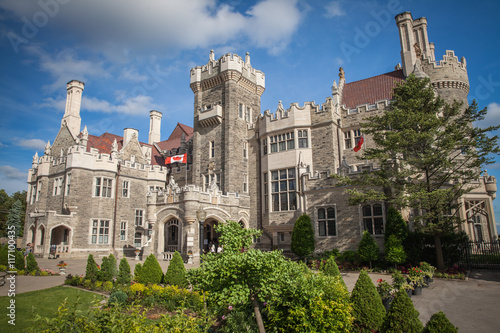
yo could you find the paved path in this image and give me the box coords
[1,257,499,332]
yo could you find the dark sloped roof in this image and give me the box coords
[342,69,405,109]
[156,123,194,152]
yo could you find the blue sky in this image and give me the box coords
[0,0,499,231]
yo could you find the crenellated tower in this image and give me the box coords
[189,50,265,195]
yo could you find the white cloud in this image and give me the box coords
[1,0,305,57]
[0,165,27,180]
[475,102,500,132]
[324,1,345,18]
[16,138,46,150]
[82,95,161,116]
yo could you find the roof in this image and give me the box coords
[83,122,193,166]
[342,69,405,109]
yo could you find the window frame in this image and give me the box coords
[90,219,110,244]
[271,168,297,212]
[361,203,384,235]
[317,206,337,237]
[135,209,144,227]
[122,180,129,198]
[344,131,352,149]
[120,221,127,241]
[95,177,113,198]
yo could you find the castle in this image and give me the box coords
[23,12,497,261]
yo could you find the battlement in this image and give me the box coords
[190,50,265,90]
[422,50,469,92]
[259,101,320,134]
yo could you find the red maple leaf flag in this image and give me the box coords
[353,135,364,152]
[166,153,187,164]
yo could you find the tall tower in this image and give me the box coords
[149,110,162,144]
[62,80,85,138]
[190,51,265,195]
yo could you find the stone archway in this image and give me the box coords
[202,219,220,253]
[49,225,71,257]
[164,219,180,252]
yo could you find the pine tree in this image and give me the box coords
[341,75,500,270]
[385,234,406,268]
[98,256,113,282]
[117,257,132,285]
[320,255,346,289]
[380,289,423,333]
[85,254,98,282]
[6,200,22,237]
[423,311,458,333]
[358,231,379,268]
[136,254,163,284]
[0,243,8,266]
[163,251,188,287]
[108,253,118,279]
[134,263,142,282]
[350,269,386,332]
[26,252,40,273]
[15,249,25,270]
[385,207,408,244]
[290,214,315,260]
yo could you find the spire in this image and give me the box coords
[44,140,51,156]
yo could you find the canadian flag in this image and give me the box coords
[353,135,364,152]
[166,153,187,164]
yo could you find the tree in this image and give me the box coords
[0,191,27,238]
[290,214,315,260]
[380,289,423,333]
[188,221,298,333]
[350,269,386,332]
[163,251,188,287]
[385,235,406,268]
[85,254,98,282]
[385,207,408,244]
[136,254,163,284]
[26,252,40,273]
[358,231,379,268]
[341,75,500,270]
[117,257,132,285]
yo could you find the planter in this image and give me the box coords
[424,276,430,287]
[406,289,413,298]
[412,285,423,295]
[58,268,66,275]
[382,297,393,313]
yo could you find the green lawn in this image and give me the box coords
[0,286,105,333]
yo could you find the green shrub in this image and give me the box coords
[134,263,142,282]
[380,289,423,332]
[108,290,129,306]
[220,307,259,333]
[26,252,40,273]
[385,207,408,243]
[136,254,163,284]
[85,254,98,282]
[320,255,341,277]
[64,274,82,286]
[117,257,132,284]
[350,270,386,332]
[358,231,379,268]
[163,251,188,287]
[98,256,116,282]
[423,311,458,333]
[337,250,360,263]
[17,269,25,275]
[82,279,92,289]
[15,249,25,270]
[290,214,315,259]
[0,264,7,271]
[103,281,113,292]
[385,235,406,267]
[0,243,8,266]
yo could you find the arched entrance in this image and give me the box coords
[202,219,220,253]
[49,225,71,257]
[164,219,180,252]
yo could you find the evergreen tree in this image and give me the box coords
[6,200,22,237]
[340,75,500,269]
[108,253,118,279]
[380,289,423,333]
[98,256,113,282]
[385,234,406,268]
[117,257,132,285]
[350,269,386,332]
[358,231,379,268]
[0,243,8,266]
[85,254,98,282]
[136,254,163,284]
[134,263,142,282]
[290,214,315,260]
[385,207,408,244]
[26,252,40,273]
[423,311,458,333]
[15,249,25,270]
[163,251,188,287]
[320,255,346,289]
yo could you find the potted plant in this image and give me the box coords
[57,261,68,275]
[419,261,435,286]
[377,279,396,312]
[408,266,425,295]
[392,270,413,297]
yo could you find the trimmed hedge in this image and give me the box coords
[351,269,386,332]
[291,214,315,259]
[423,311,458,333]
[117,257,132,285]
[380,289,423,333]
[135,254,163,284]
[163,251,188,287]
[85,254,98,282]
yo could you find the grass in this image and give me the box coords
[0,286,104,333]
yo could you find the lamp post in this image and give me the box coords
[196,207,207,264]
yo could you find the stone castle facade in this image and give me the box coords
[23,12,497,261]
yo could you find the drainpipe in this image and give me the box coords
[112,163,121,257]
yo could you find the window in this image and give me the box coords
[122,180,129,198]
[271,168,297,211]
[65,174,71,195]
[344,131,352,149]
[269,132,295,154]
[37,181,41,201]
[262,138,268,155]
[210,141,215,159]
[120,221,127,241]
[354,129,362,146]
[298,130,308,148]
[91,219,110,244]
[134,232,142,248]
[243,142,248,159]
[95,177,113,197]
[362,204,384,235]
[318,207,336,236]
[135,209,144,227]
[239,103,243,118]
[204,173,220,191]
[270,136,278,153]
[30,184,37,204]
[278,232,285,242]
[243,174,248,193]
[263,172,268,212]
[245,106,251,122]
[53,177,63,196]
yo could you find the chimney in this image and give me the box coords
[123,128,139,148]
[148,110,162,144]
[62,80,85,138]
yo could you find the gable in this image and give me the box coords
[51,123,77,158]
